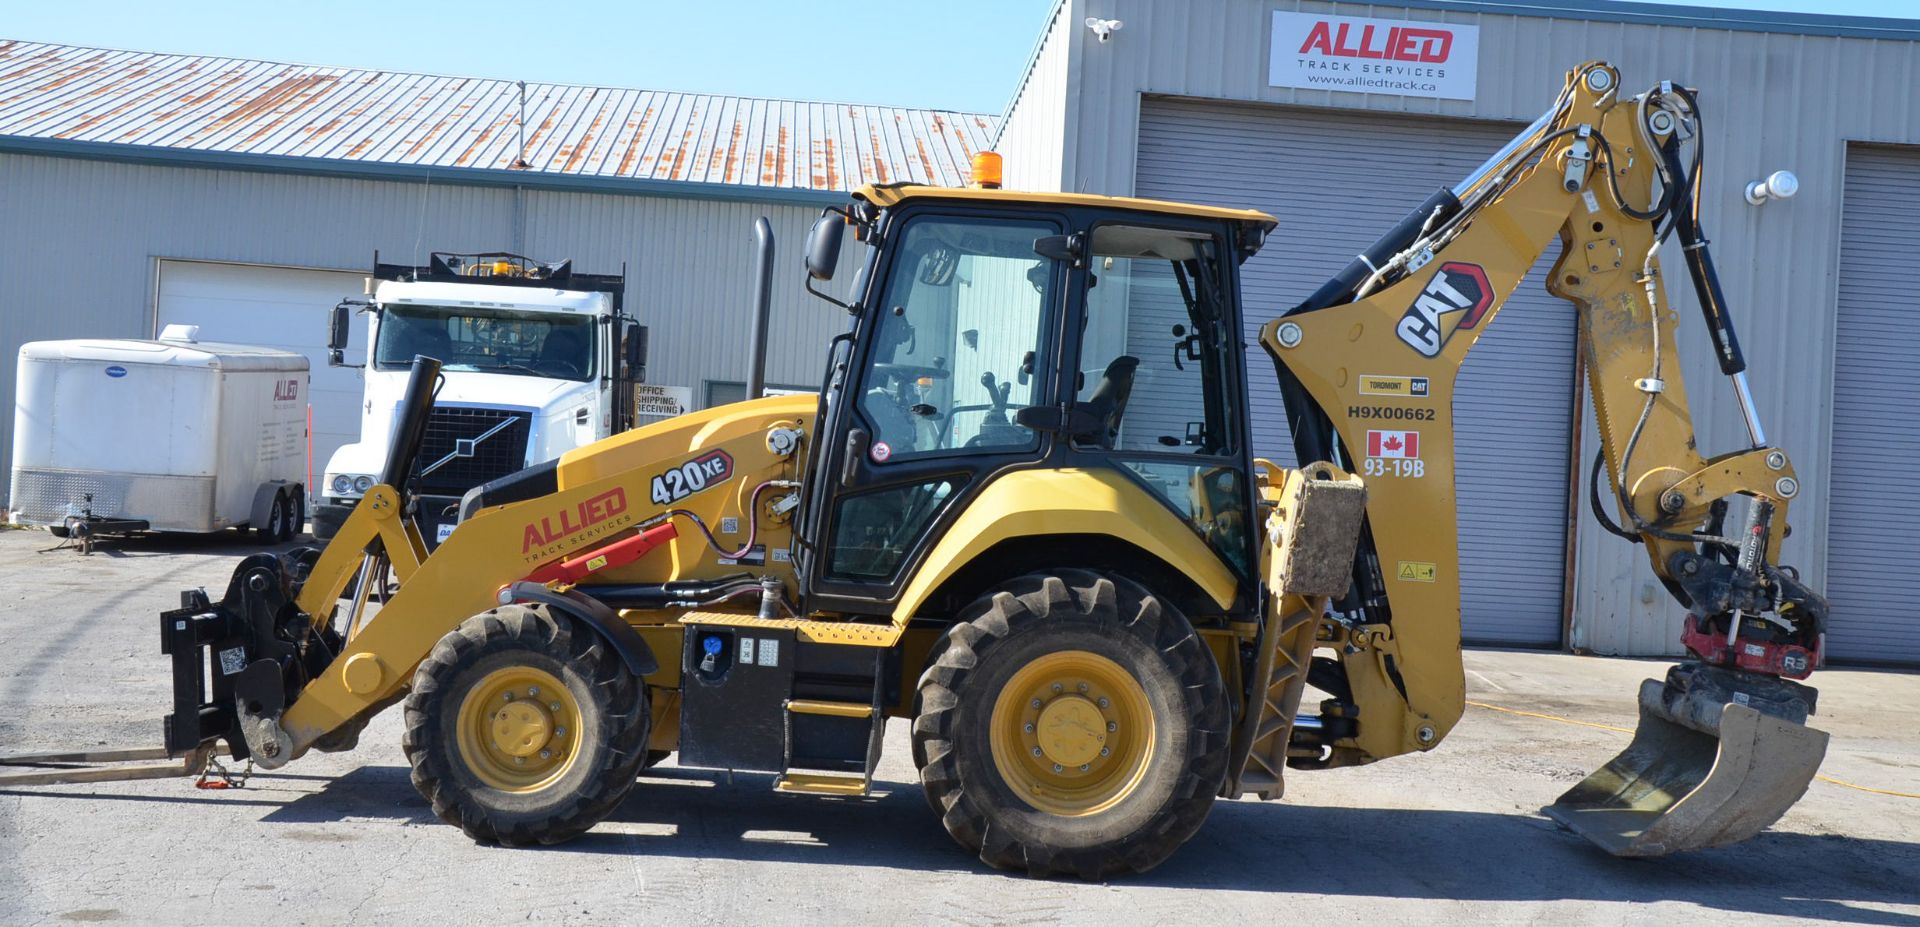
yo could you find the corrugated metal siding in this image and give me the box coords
[1826,145,1920,665]
[0,41,994,192]
[1137,99,1574,646]
[1035,0,1920,655]
[0,151,850,486]
[992,0,1075,192]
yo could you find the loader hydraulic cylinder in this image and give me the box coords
[379,354,442,490]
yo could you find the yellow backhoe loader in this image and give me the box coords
[4,61,1831,876]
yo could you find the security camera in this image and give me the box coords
[1744,169,1799,206]
[1085,17,1122,42]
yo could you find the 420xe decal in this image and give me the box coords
[649,450,734,506]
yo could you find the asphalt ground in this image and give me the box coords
[0,527,1914,926]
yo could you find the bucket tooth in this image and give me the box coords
[1545,675,1829,857]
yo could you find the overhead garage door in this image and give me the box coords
[1137,100,1576,647]
[156,261,367,493]
[1827,146,1920,666]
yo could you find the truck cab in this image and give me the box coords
[314,252,643,544]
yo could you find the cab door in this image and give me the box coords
[1057,218,1259,586]
[799,208,1068,612]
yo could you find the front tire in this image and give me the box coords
[913,571,1229,878]
[403,605,649,845]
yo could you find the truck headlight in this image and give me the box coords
[326,473,375,497]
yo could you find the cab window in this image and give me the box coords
[854,216,1058,462]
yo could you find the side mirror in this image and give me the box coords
[805,214,844,281]
[327,303,351,367]
[624,323,648,382]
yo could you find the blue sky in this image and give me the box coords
[6,1,1917,114]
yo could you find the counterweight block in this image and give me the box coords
[1544,666,1829,857]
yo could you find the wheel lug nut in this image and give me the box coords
[549,703,561,712]
[554,727,566,737]
[1077,682,1088,692]
[1051,683,1062,693]
[1030,698,1042,709]
[1096,697,1109,709]
[539,749,552,760]
[1100,747,1110,757]
[1107,722,1118,732]
[528,686,540,696]
[1052,764,1063,773]
[1032,746,1043,757]
[503,692,514,701]
[515,756,526,765]
[1079,764,1090,771]
[1024,723,1034,733]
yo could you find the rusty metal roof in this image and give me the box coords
[0,40,996,194]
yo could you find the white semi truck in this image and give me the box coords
[315,252,644,545]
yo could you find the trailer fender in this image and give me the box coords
[248,481,292,529]
[503,581,659,677]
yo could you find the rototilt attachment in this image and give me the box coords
[1545,662,1828,856]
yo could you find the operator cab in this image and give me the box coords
[793,158,1279,617]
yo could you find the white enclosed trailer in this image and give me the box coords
[9,332,309,539]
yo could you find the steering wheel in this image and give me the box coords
[872,363,951,382]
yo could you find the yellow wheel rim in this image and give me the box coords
[988,650,1154,816]
[455,666,582,792]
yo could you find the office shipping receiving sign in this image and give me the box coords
[1268,11,1478,101]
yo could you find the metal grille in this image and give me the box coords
[414,407,531,493]
[9,467,215,529]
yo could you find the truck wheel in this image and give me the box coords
[403,605,649,846]
[912,571,1229,878]
[253,490,288,543]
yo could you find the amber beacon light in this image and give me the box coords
[970,151,1004,189]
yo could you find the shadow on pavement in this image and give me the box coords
[35,761,1911,925]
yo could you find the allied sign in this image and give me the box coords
[1269,12,1478,101]
[634,384,694,418]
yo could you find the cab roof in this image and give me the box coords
[853,184,1278,235]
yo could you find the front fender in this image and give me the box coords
[891,468,1239,623]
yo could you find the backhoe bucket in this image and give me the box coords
[1544,672,1828,857]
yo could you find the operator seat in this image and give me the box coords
[537,326,587,376]
[1074,355,1139,449]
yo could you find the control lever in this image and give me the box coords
[1171,324,1203,371]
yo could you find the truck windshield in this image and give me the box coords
[374,305,595,381]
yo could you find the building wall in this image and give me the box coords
[0,153,851,499]
[993,0,1080,192]
[1006,0,1920,654]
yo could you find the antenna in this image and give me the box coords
[513,80,531,170]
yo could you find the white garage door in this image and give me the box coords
[1827,146,1920,666]
[1137,100,1576,647]
[156,261,367,493]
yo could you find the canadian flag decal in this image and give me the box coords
[1367,430,1420,459]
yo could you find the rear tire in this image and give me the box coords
[912,571,1229,878]
[403,605,649,845]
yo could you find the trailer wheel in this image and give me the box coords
[912,571,1229,879]
[286,486,305,539]
[253,489,288,543]
[403,605,649,846]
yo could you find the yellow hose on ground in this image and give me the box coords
[1465,699,1920,800]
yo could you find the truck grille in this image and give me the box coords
[414,407,531,493]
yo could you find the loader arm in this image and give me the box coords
[1258,63,1830,853]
